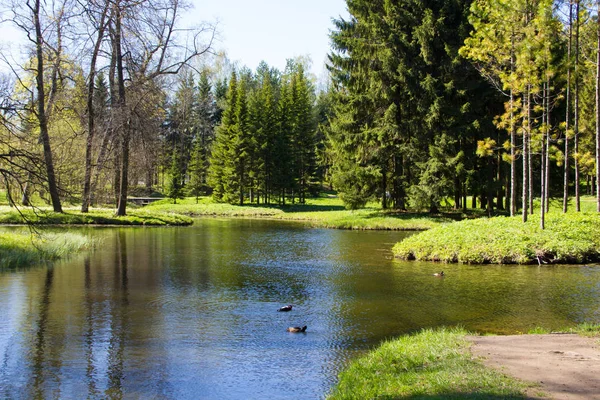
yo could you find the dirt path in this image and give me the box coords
[469,334,600,399]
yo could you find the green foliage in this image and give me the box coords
[328,0,498,211]
[328,327,528,399]
[0,231,91,269]
[393,212,600,264]
[208,63,318,206]
[166,147,185,203]
[332,162,380,210]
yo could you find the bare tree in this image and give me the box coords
[0,0,78,212]
[81,0,110,212]
[108,0,215,216]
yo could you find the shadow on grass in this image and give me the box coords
[239,202,347,213]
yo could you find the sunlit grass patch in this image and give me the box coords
[328,327,529,399]
[393,212,600,264]
[0,231,92,268]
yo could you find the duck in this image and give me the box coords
[287,325,307,333]
[433,271,445,277]
[278,304,293,312]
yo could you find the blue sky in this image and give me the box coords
[189,0,349,75]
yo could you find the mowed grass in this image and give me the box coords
[393,212,600,264]
[0,230,92,268]
[147,196,455,230]
[328,327,529,399]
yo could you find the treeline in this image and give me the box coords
[3,0,600,220]
[165,61,323,206]
[0,0,327,213]
[326,0,600,223]
[0,0,215,216]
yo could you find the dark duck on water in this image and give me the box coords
[278,305,293,312]
[287,326,307,333]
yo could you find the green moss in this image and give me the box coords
[393,213,600,264]
[328,327,529,399]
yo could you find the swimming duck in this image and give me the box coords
[433,271,445,277]
[287,326,307,333]
[278,305,293,312]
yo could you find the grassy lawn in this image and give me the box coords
[328,327,530,399]
[146,195,457,230]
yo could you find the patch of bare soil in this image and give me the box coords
[469,334,600,400]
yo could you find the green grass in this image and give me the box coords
[147,196,455,230]
[328,327,530,399]
[0,231,92,269]
[0,206,193,226]
[527,323,600,336]
[393,212,600,264]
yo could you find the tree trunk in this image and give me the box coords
[574,0,581,212]
[541,83,546,230]
[496,151,503,210]
[33,0,62,213]
[545,78,551,214]
[82,1,109,213]
[522,94,528,223]
[527,87,533,216]
[510,61,517,216]
[114,2,129,217]
[597,0,600,212]
[564,1,573,213]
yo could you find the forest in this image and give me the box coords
[1,0,600,224]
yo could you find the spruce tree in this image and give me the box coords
[208,71,238,202]
[166,147,184,204]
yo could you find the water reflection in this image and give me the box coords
[0,220,599,399]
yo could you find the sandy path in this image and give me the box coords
[469,334,600,400]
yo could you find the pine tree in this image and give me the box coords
[329,0,495,212]
[166,147,184,204]
[225,76,251,205]
[290,64,316,203]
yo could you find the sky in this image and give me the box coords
[0,0,349,80]
[188,0,349,76]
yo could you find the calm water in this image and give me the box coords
[1,219,600,399]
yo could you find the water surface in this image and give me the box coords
[1,219,599,399]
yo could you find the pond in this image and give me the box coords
[1,219,599,399]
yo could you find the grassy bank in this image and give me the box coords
[0,206,193,226]
[0,231,92,268]
[393,212,600,264]
[529,322,600,337]
[146,196,455,230]
[328,327,529,399]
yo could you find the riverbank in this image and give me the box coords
[328,327,529,399]
[393,212,600,264]
[329,325,600,399]
[0,206,193,226]
[0,230,92,269]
